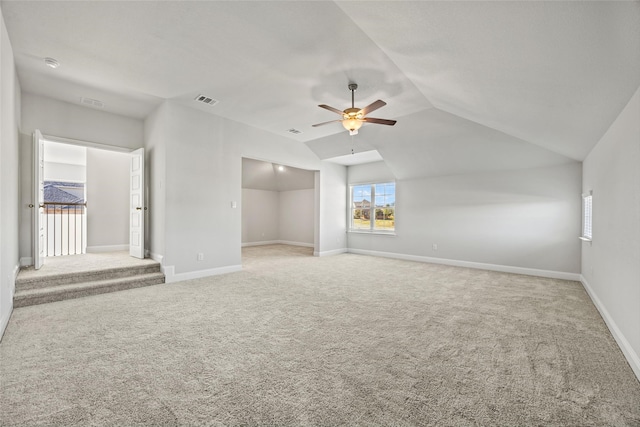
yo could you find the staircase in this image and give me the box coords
[14,261,165,308]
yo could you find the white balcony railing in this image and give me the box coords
[43,202,87,256]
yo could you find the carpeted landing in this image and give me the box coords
[1,245,639,426]
[14,252,165,308]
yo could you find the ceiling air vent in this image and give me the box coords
[287,128,303,135]
[194,94,219,106]
[80,97,104,109]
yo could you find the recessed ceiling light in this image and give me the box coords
[44,57,60,69]
[278,165,285,172]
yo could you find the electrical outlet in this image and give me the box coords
[197,253,204,261]
[432,243,438,251]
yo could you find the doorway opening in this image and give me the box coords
[33,131,145,270]
[41,141,87,257]
[241,157,317,263]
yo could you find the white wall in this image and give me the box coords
[581,85,640,380]
[241,188,315,247]
[86,148,130,251]
[21,93,143,149]
[143,102,167,260]
[43,140,86,182]
[19,94,144,263]
[162,102,242,276]
[279,189,315,246]
[348,161,582,277]
[317,161,348,256]
[43,162,85,182]
[0,8,21,339]
[144,101,346,280]
[242,189,279,244]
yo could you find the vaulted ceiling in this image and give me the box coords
[242,158,315,192]
[2,1,639,179]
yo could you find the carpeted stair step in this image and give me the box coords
[14,272,166,308]
[16,263,162,291]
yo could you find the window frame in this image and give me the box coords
[349,181,396,234]
[580,191,593,242]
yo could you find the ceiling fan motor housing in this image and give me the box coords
[343,107,363,120]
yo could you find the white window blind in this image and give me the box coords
[582,193,592,240]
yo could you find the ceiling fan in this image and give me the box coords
[312,83,397,135]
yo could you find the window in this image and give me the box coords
[581,192,592,241]
[350,182,395,232]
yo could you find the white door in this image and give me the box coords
[33,130,45,269]
[129,148,145,259]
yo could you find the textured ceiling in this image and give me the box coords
[2,1,639,178]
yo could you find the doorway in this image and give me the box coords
[241,157,317,253]
[32,132,145,270]
[41,141,87,258]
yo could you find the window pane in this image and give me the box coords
[352,185,371,205]
[352,184,372,229]
[375,207,394,230]
[375,183,395,204]
[583,195,592,239]
[352,208,371,229]
[374,183,395,230]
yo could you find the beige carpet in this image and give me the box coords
[18,251,159,280]
[1,244,639,426]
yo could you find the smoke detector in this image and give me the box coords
[194,94,219,106]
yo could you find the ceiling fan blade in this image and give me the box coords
[359,100,386,116]
[312,119,342,127]
[318,104,345,116]
[363,117,397,126]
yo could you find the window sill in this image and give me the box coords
[579,236,592,243]
[348,230,397,237]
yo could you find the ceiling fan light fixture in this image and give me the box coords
[313,83,396,134]
[342,118,363,134]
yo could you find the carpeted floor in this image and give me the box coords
[17,251,159,280]
[1,244,639,426]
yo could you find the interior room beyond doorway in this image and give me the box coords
[42,139,131,258]
[241,158,316,250]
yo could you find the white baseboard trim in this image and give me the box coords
[149,252,163,265]
[20,257,32,267]
[278,240,314,248]
[163,264,243,284]
[241,240,281,247]
[242,240,314,248]
[86,244,129,253]
[346,248,581,281]
[11,264,19,300]
[580,275,640,381]
[313,248,348,257]
[0,263,18,342]
[0,306,12,343]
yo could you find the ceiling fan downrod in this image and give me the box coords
[348,83,358,109]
